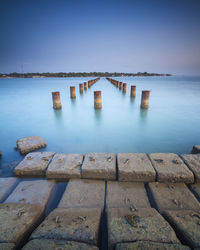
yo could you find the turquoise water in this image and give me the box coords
[0,76,200,172]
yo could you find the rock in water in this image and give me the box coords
[16,136,47,154]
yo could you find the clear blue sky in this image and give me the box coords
[0,0,200,75]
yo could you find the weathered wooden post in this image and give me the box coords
[79,83,83,94]
[52,91,62,109]
[131,85,136,98]
[70,86,76,99]
[94,91,102,109]
[123,83,127,93]
[84,82,87,90]
[141,90,150,109]
[119,82,123,90]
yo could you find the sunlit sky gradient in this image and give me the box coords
[0,0,200,75]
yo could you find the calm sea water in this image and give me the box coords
[0,76,200,175]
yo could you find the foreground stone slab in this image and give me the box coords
[181,154,200,183]
[82,153,116,180]
[107,207,180,249]
[0,243,16,250]
[0,177,19,202]
[58,179,105,209]
[46,154,83,180]
[14,152,55,177]
[16,136,47,154]
[164,210,200,248]
[149,153,194,183]
[148,182,200,213]
[106,181,150,209]
[31,208,101,246]
[5,180,55,211]
[117,153,156,182]
[191,145,200,154]
[190,183,200,199]
[0,203,43,246]
[22,239,99,250]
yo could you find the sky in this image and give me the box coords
[0,0,200,75]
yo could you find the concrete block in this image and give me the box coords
[82,153,116,180]
[181,154,200,183]
[107,207,180,249]
[149,153,194,183]
[190,183,200,199]
[46,154,83,180]
[16,136,46,154]
[14,152,55,177]
[148,182,200,213]
[58,179,105,209]
[164,210,200,248]
[191,145,200,154]
[0,243,16,250]
[106,181,150,209]
[0,177,19,202]
[0,203,43,246]
[31,207,102,246]
[117,153,156,182]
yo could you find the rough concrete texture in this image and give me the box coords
[117,153,156,182]
[190,183,200,199]
[181,154,200,183]
[148,182,200,213]
[31,207,102,246]
[16,136,47,154]
[164,210,200,248]
[107,207,180,249]
[58,179,105,209]
[5,180,55,210]
[14,152,55,177]
[46,153,83,180]
[106,181,150,209]
[0,203,43,246]
[191,145,200,154]
[82,153,116,180]
[115,241,190,250]
[0,243,16,250]
[0,177,19,202]
[149,153,194,183]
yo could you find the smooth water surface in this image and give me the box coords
[0,76,200,174]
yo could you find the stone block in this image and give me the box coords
[190,183,200,199]
[191,145,200,154]
[58,179,105,209]
[0,243,16,250]
[117,153,156,182]
[149,153,194,183]
[0,177,19,202]
[14,152,55,177]
[16,136,47,154]
[46,154,83,180]
[82,153,116,180]
[181,154,200,183]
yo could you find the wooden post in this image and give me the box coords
[84,82,87,90]
[70,86,76,99]
[79,83,83,94]
[123,83,127,93]
[94,91,102,109]
[52,92,62,109]
[131,85,136,98]
[141,90,150,109]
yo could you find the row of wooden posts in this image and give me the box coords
[106,77,150,109]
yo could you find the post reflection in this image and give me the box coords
[94,108,102,124]
[139,108,148,124]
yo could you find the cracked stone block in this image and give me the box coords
[0,177,19,202]
[107,207,180,249]
[191,145,200,154]
[0,203,43,246]
[190,183,200,199]
[0,243,16,250]
[117,153,156,182]
[181,154,200,183]
[82,153,116,180]
[22,239,99,250]
[30,207,102,246]
[149,153,194,183]
[14,152,55,177]
[148,182,200,213]
[164,210,200,248]
[16,136,47,154]
[58,179,105,209]
[46,154,83,180]
[106,181,150,209]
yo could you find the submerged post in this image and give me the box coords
[94,91,102,109]
[52,91,62,109]
[131,85,136,98]
[84,82,87,90]
[123,83,127,93]
[70,86,76,99]
[141,90,150,109]
[79,83,83,94]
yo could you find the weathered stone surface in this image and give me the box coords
[22,239,99,250]
[14,152,55,177]
[164,210,200,248]
[117,153,156,182]
[0,243,16,250]
[0,177,19,202]
[149,153,194,183]
[46,154,83,180]
[107,207,180,249]
[106,181,150,209]
[148,182,200,213]
[82,153,116,180]
[181,154,200,183]
[190,183,200,199]
[191,145,200,154]
[115,241,190,250]
[58,179,105,209]
[0,203,43,245]
[5,180,55,211]
[16,136,47,154]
